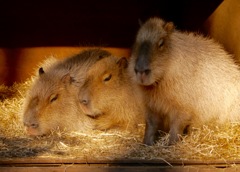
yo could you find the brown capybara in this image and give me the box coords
[128,17,240,145]
[78,55,145,131]
[22,49,112,136]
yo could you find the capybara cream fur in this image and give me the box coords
[22,49,112,136]
[129,17,240,145]
[78,55,145,131]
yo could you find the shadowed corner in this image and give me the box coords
[0,48,23,86]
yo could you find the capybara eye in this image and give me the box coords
[50,94,58,103]
[103,74,112,82]
[158,39,164,47]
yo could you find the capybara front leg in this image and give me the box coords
[143,110,160,145]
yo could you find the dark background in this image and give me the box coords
[0,0,223,48]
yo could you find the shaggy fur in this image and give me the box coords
[23,49,144,136]
[128,17,240,145]
[22,49,112,136]
[78,55,145,131]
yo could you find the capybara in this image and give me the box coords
[78,55,145,131]
[128,17,240,145]
[22,49,112,136]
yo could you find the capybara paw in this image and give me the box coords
[143,135,156,146]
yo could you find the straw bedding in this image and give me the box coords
[0,78,240,163]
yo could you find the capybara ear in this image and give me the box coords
[38,67,45,75]
[61,73,73,84]
[164,22,175,33]
[116,57,128,69]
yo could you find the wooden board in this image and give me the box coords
[0,158,240,172]
[0,47,130,85]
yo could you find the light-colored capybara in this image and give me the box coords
[22,49,112,136]
[128,17,240,145]
[78,55,145,131]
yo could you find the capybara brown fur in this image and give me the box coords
[78,55,145,131]
[129,17,240,145]
[23,49,144,136]
[22,49,112,136]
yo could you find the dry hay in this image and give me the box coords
[1,79,240,164]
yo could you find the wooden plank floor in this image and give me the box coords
[0,164,239,171]
[1,165,239,172]
[0,159,240,172]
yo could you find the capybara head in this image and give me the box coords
[78,56,128,117]
[22,67,80,136]
[129,17,175,86]
[78,55,144,130]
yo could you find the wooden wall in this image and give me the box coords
[203,0,240,61]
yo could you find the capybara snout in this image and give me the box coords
[23,114,39,136]
[134,41,152,85]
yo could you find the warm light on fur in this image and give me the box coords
[78,55,145,131]
[1,51,240,161]
[129,17,240,145]
[22,49,144,136]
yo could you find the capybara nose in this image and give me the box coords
[134,65,151,84]
[134,57,151,76]
[134,67,151,76]
[24,122,39,129]
[80,99,89,105]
